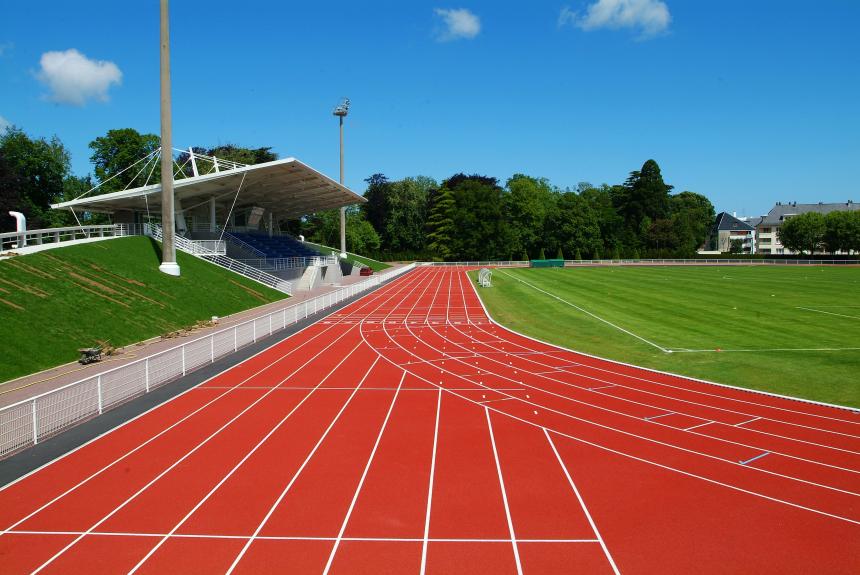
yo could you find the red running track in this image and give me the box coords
[1,267,858,574]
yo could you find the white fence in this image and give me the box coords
[0,263,415,459]
[0,224,145,252]
[235,256,339,270]
[426,259,859,267]
[148,224,291,294]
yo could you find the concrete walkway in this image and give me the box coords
[0,265,408,408]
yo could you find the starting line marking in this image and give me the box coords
[739,451,771,466]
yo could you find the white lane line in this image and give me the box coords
[322,371,405,575]
[684,421,714,432]
[127,349,377,574]
[420,319,860,488]
[797,307,860,321]
[478,397,515,405]
[467,275,860,423]
[28,330,370,575]
[740,451,771,466]
[735,417,762,427]
[7,530,600,543]
[369,311,860,525]
[420,388,442,575]
[545,429,621,575]
[485,408,523,575]
[442,307,860,463]
[589,385,617,391]
[496,269,671,353]
[224,356,380,575]
[644,412,675,421]
[0,300,390,532]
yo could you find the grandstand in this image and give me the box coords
[48,151,366,292]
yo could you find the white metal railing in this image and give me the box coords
[235,256,339,270]
[426,258,859,267]
[0,224,146,252]
[148,224,290,293]
[0,263,416,459]
[223,232,266,258]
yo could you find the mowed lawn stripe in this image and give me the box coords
[472,266,860,408]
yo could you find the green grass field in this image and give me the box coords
[0,237,286,382]
[471,265,860,408]
[305,242,392,272]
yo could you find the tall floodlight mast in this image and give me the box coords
[158,0,179,276]
[333,98,350,259]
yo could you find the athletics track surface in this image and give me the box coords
[0,267,858,574]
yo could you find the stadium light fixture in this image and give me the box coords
[333,98,350,258]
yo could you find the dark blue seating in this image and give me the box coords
[231,232,323,259]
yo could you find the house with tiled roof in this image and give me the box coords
[707,212,756,253]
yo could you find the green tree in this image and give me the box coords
[426,186,456,260]
[778,212,827,255]
[729,238,744,254]
[823,210,860,254]
[670,191,715,255]
[89,128,160,193]
[362,173,391,236]
[384,176,435,254]
[0,127,70,230]
[443,174,511,260]
[546,192,603,259]
[612,159,673,250]
[505,174,555,259]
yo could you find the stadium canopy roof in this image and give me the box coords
[51,158,365,219]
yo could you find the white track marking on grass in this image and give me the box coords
[544,428,621,575]
[432,300,860,478]
[669,346,860,353]
[496,269,671,353]
[485,408,523,575]
[322,371,405,575]
[468,274,860,418]
[797,307,860,321]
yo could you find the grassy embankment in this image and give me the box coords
[0,236,286,382]
[471,265,860,407]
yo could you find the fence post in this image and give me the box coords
[145,358,150,392]
[32,399,38,445]
[97,375,103,414]
[234,328,238,351]
[182,346,187,376]
[253,322,257,342]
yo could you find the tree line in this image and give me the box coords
[3,124,718,260]
[302,160,716,261]
[778,211,860,255]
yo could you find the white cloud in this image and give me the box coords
[0,115,10,133]
[37,49,122,106]
[559,0,671,38]
[434,8,481,41]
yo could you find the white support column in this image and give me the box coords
[189,147,199,177]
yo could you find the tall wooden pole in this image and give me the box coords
[339,115,346,258]
[158,0,180,276]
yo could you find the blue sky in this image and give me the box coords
[1,0,858,217]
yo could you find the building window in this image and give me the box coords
[761,227,771,233]
[759,237,771,244]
